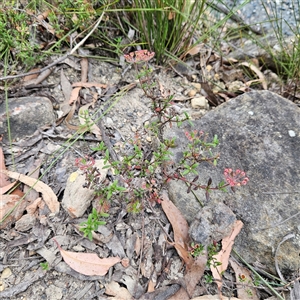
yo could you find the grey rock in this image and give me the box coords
[164,90,300,275]
[189,202,237,245]
[0,97,55,142]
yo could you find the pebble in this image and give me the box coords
[191,83,201,91]
[187,90,197,97]
[0,280,5,291]
[288,130,296,137]
[191,97,208,109]
[1,268,12,279]
[72,245,85,252]
[226,81,244,92]
[106,117,114,127]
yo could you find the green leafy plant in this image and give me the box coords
[206,242,222,269]
[79,208,109,241]
[77,52,249,240]
[189,242,204,258]
[40,262,49,271]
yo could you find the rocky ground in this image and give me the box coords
[0,2,300,300]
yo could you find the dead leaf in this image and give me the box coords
[26,197,43,215]
[23,68,52,86]
[210,220,244,293]
[65,102,79,130]
[161,191,190,249]
[230,259,259,300]
[53,238,120,276]
[185,44,203,56]
[169,255,207,300]
[105,281,133,299]
[239,62,267,90]
[69,86,81,105]
[0,194,26,229]
[147,280,155,293]
[72,82,107,88]
[0,182,17,195]
[169,241,193,267]
[23,68,40,82]
[23,158,41,201]
[80,58,88,83]
[185,255,207,296]
[60,69,72,106]
[0,170,59,214]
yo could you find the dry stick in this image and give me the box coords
[0,13,104,82]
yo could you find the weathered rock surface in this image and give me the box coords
[62,159,109,218]
[0,97,55,142]
[164,90,300,275]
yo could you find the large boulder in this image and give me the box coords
[164,90,300,275]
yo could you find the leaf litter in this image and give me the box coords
[0,22,267,299]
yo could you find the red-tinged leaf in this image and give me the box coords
[161,191,190,250]
[207,177,212,187]
[53,238,120,276]
[210,220,244,293]
[205,190,210,201]
[193,186,198,191]
[187,185,191,194]
[192,175,199,183]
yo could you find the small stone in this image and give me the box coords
[72,245,85,252]
[146,136,152,142]
[191,97,208,109]
[106,117,114,127]
[227,80,244,92]
[288,130,296,137]
[187,90,197,97]
[1,268,12,279]
[0,280,5,292]
[131,126,137,132]
[191,83,201,91]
